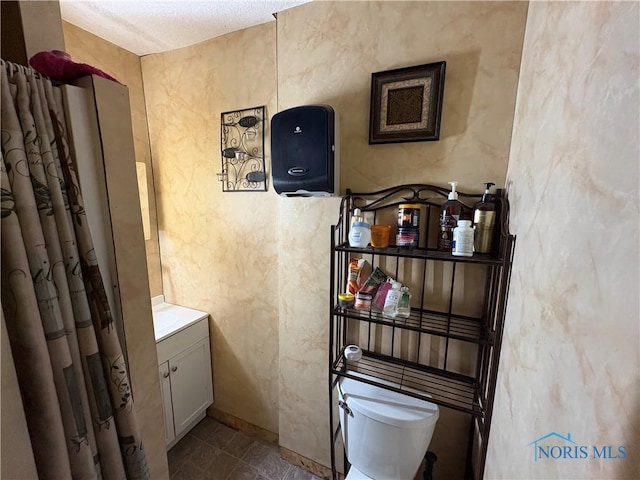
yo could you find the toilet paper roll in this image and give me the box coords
[344,345,362,362]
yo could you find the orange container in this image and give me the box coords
[370,224,392,247]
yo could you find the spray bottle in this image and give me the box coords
[438,181,464,252]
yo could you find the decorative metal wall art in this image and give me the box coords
[369,61,446,144]
[218,106,267,192]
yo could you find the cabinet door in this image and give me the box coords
[169,337,213,437]
[159,362,175,446]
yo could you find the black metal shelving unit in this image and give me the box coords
[328,184,515,480]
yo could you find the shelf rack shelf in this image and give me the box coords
[335,242,504,266]
[328,184,515,480]
[332,351,481,416]
[333,306,491,345]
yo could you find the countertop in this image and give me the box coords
[151,295,209,343]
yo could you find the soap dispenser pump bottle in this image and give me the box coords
[438,181,464,252]
[473,182,497,253]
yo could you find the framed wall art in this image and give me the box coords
[369,61,446,144]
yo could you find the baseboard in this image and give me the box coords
[280,447,335,480]
[206,407,278,445]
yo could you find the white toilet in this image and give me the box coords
[338,372,439,480]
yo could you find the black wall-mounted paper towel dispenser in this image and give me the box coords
[271,105,340,196]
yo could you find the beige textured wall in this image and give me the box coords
[63,21,163,298]
[486,2,639,479]
[276,1,527,471]
[141,23,280,434]
[276,1,527,193]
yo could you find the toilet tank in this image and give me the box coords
[338,373,439,480]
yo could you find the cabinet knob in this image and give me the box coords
[171,366,178,372]
[163,372,170,378]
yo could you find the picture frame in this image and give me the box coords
[368,61,446,144]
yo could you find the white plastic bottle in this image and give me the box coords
[348,221,371,248]
[382,281,402,318]
[452,220,474,257]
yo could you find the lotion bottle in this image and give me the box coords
[348,221,371,248]
[438,181,464,252]
[382,281,402,318]
[473,182,497,253]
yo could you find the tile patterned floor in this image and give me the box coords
[168,417,323,480]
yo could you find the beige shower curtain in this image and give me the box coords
[1,60,149,480]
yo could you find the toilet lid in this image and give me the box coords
[340,372,439,428]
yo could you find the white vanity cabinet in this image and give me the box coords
[153,300,213,449]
